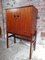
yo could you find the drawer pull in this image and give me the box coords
[14,15,16,17]
[17,15,19,17]
[14,15,19,18]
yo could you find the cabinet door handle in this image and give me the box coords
[14,15,19,18]
[17,15,19,17]
[14,15,16,18]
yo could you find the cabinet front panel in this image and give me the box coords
[6,6,37,37]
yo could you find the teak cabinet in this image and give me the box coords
[6,5,38,59]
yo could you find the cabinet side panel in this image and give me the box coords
[31,7,38,35]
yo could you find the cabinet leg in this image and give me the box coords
[29,42,32,59]
[7,33,9,48]
[14,35,16,43]
[33,41,36,50]
[34,33,36,50]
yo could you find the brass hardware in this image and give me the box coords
[17,15,19,17]
[14,14,19,18]
[14,15,16,17]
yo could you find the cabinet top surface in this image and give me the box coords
[5,5,37,10]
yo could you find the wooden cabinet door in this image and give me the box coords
[6,9,21,33]
[17,7,32,36]
[13,9,21,34]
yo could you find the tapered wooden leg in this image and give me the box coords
[14,35,16,43]
[7,33,9,48]
[33,41,36,50]
[29,42,32,59]
[33,31,36,50]
[34,32,36,50]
